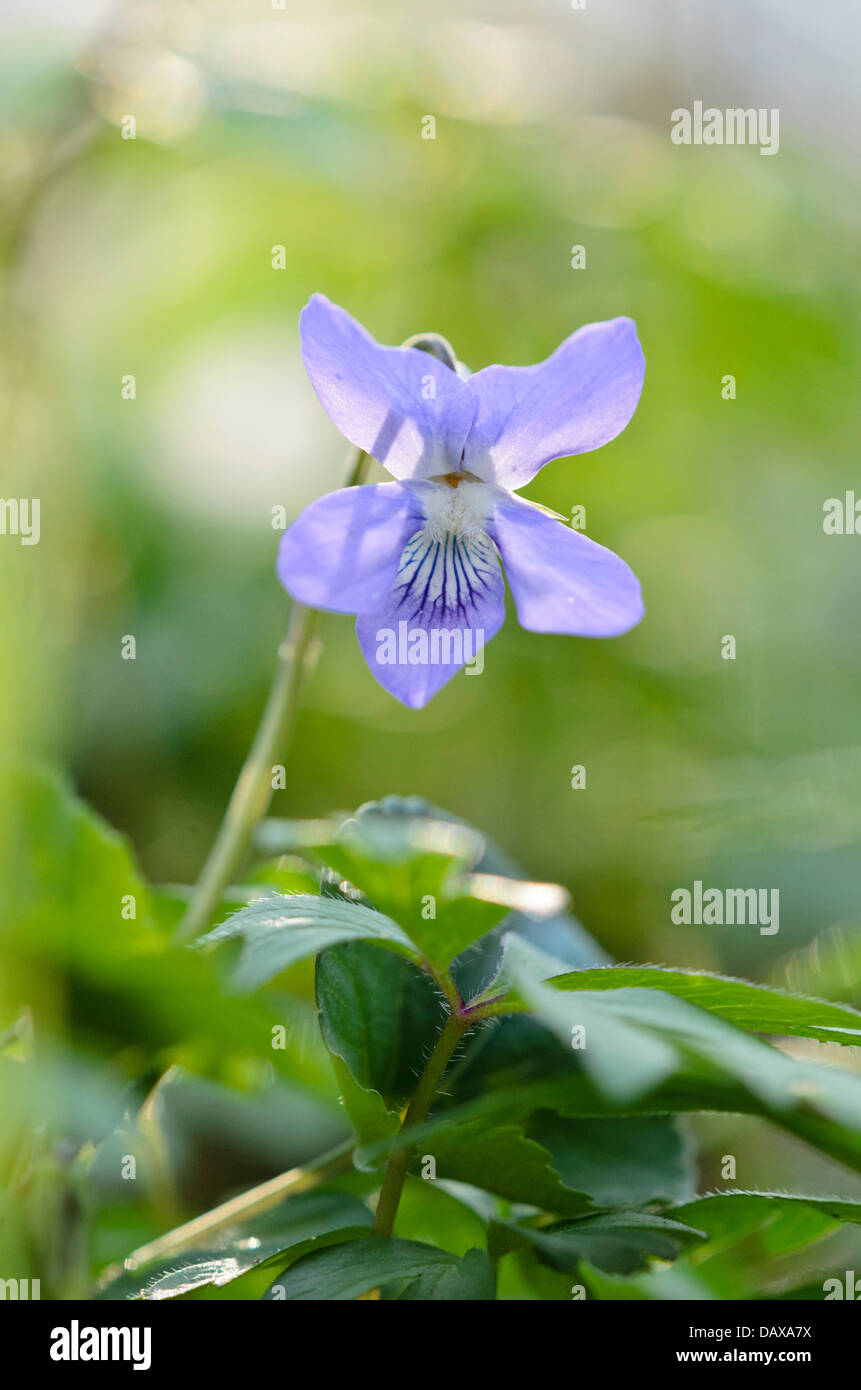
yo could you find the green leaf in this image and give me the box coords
[551,1062,861,1175]
[262,1236,458,1301]
[96,1192,374,1300]
[669,1191,861,1258]
[203,894,419,992]
[496,935,861,1138]
[0,766,333,1093]
[545,966,861,1047]
[0,764,155,950]
[420,1121,595,1215]
[490,1211,706,1276]
[396,1248,495,1300]
[258,809,566,971]
[526,1113,696,1208]
[327,1053,400,1157]
[373,1027,861,1179]
[340,796,610,996]
[498,942,680,1103]
[260,814,487,967]
[239,858,321,896]
[316,941,444,1110]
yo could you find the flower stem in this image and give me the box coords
[373,1007,468,1237]
[174,445,367,944]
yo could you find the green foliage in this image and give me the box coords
[97,1192,373,1300]
[488,1210,707,1276]
[7,778,861,1300]
[203,893,418,992]
[262,1237,491,1301]
[315,942,444,1107]
[0,767,335,1091]
[669,1191,861,1257]
[254,809,565,973]
[526,1113,696,1208]
[118,798,861,1301]
[542,965,861,1047]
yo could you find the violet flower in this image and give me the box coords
[278,294,645,708]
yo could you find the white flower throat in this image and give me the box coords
[421,475,493,542]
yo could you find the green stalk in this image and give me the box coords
[174,445,367,944]
[173,602,320,943]
[373,1007,468,1237]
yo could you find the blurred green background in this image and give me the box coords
[2,0,861,1295]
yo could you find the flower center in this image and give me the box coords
[422,477,492,542]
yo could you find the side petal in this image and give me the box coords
[356,529,505,708]
[277,482,425,615]
[301,294,475,481]
[462,317,645,490]
[487,492,644,637]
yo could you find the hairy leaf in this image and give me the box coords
[494,936,861,1145]
[96,1192,373,1300]
[396,1248,495,1300]
[262,1235,458,1300]
[545,966,861,1047]
[419,1120,594,1215]
[366,1038,861,1179]
[203,894,418,991]
[670,1190,861,1258]
[258,806,567,971]
[490,1210,706,1276]
[527,1113,697,1208]
[327,1053,400,1156]
[316,941,444,1109]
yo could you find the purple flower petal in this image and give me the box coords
[487,492,644,636]
[356,526,505,708]
[462,317,645,490]
[277,482,425,615]
[300,294,475,481]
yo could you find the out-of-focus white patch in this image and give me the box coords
[85,46,206,144]
[149,324,341,526]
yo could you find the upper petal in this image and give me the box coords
[486,491,644,637]
[277,481,425,615]
[301,294,475,480]
[461,317,645,490]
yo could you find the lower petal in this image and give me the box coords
[277,482,424,615]
[487,493,644,637]
[356,528,505,708]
